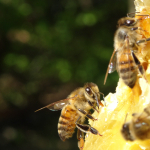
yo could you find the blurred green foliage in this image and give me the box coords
[0,0,128,149]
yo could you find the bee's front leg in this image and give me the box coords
[78,108,97,121]
[75,117,102,136]
[77,129,84,150]
[87,100,99,113]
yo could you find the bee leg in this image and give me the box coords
[130,26,145,31]
[131,27,150,36]
[130,27,139,31]
[78,108,97,121]
[136,37,150,44]
[87,100,99,113]
[77,129,84,150]
[75,117,102,136]
[131,51,147,81]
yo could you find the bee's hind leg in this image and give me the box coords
[75,117,102,136]
[131,51,147,81]
[77,129,84,150]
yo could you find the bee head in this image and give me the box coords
[117,17,137,27]
[84,82,100,108]
[121,123,135,141]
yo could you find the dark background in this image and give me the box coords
[0,0,133,150]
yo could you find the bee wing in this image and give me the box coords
[35,95,77,112]
[104,50,117,84]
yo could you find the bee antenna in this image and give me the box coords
[127,12,140,17]
[124,113,128,123]
[35,106,47,112]
[90,88,100,109]
[94,93,99,109]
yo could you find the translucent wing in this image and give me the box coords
[104,50,117,84]
[35,95,77,112]
[108,55,117,73]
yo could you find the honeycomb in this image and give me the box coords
[83,0,150,150]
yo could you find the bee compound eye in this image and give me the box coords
[126,20,134,26]
[85,87,91,94]
[123,124,127,129]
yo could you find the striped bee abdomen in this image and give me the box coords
[58,105,79,141]
[118,50,137,88]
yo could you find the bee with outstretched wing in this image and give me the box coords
[104,14,150,88]
[35,82,105,150]
[35,97,72,112]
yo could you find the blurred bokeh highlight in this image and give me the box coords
[0,0,129,149]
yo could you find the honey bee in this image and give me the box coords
[104,14,150,88]
[35,82,105,150]
[121,105,150,141]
